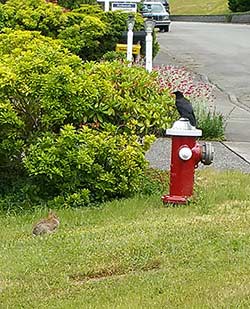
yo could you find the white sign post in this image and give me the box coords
[97,0,140,12]
[127,28,133,64]
[126,16,135,65]
[104,0,110,11]
[145,32,153,72]
[111,3,137,12]
[144,19,155,73]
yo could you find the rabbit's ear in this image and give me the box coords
[48,209,54,216]
[48,209,57,218]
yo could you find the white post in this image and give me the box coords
[144,19,155,73]
[104,0,109,11]
[126,16,135,65]
[127,27,133,64]
[145,31,153,72]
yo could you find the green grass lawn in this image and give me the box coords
[1,169,250,308]
[171,0,230,15]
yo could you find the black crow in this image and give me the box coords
[173,91,197,127]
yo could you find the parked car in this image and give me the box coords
[143,0,170,12]
[141,2,171,32]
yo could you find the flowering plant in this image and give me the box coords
[154,65,224,139]
[154,65,215,106]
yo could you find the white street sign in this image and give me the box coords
[112,3,137,12]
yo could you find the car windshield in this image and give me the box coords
[142,3,165,13]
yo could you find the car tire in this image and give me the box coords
[164,25,169,32]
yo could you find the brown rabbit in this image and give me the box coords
[32,210,60,236]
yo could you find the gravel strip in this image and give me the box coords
[146,138,250,173]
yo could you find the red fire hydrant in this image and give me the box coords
[161,118,214,205]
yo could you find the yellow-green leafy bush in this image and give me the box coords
[0,30,173,209]
[0,1,149,60]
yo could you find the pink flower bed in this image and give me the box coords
[154,65,215,106]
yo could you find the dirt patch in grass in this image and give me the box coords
[70,259,161,284]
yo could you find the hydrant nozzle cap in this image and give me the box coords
[166,118,202,137]
[179,147,192,161]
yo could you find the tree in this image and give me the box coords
[228,0,238,11]
[237,0,250,11]
[228,0,250,11]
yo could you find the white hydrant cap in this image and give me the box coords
[166,118,202,137]
[179,147,192,160]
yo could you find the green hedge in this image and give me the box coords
[58,0,97,10]
[0,30,173,210]
[24,125,154,204]
[0,0,156,61]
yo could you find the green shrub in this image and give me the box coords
[24,125,155,203]
[82,61,174,136]
[0,30,173,138]
[101,51,127,62]
[228,0,250,12]
[228,0,238,11]
[58,0,97,9]
[2,0,66,37]
[0,30,172,209]
[61,9,149,61]
[0,29,83,134]
[139,168,169,196]
[0,179,42,213]
[236,0,250,11]
[194,103,225,140]
[58,14,107,61]
[0,1,156,61]
[0,101,24,169]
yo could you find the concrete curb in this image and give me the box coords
[170,14,250,24]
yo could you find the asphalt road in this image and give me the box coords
[153,22,250,163]
[150,22,250,164]
[155,22,250,109]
